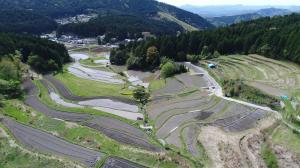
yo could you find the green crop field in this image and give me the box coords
[54,72,133,99]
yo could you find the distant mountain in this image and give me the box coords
[257,8,292,17]
[208,8,294,27]
[181,5,263,17]
[208,13,261,27]
[181,5,300,18]
[0,0,214,37]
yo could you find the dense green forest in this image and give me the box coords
[0,33,70,73]
[57,14,183,39]
[0,10,57,34]
[0,0,213,29]
[114,13,300,69]
[0,0,213,38]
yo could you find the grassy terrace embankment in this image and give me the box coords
[0,122,72,168]
[202,54,300,98]
[0,100,192,168]
[54,72,133,99]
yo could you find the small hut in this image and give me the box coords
[208,63,216,69]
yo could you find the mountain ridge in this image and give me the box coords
[208,8,294,27]
[0,0,214,36]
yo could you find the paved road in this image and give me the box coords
[2,118,102,167]
[184,62,276,112]
[23,80,160,152]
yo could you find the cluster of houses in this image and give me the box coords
[41,33,98,45]
[55,14,98,25]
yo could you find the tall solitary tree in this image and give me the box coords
[146,46,160,68]
[133,86,150,105]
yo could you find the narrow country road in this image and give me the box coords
[184,62,277,113]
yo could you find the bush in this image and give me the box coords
[127,56,143,70]
[187,54,200,63]
[161,62,176,78]
[0,79,22,99]
[0,94,4,107]
[261,144,278,168]
[221,79,280,109]
[161,61,188,78]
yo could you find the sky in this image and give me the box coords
[157,0,300,6]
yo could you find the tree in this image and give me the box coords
[201,46,210,57]
[213,51,221,58]
[146,46,160,67]
[0,58,20,81]
[187,54,200,63]
[161,61,188,78]
[0,79,22,98]
[258,44,272,56]
[0,94,4,107]
[161,61,176,79]
[110,50,129,65]
[133,86,150,105]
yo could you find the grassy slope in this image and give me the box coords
[158,12,198,31]
[261,143,279,168]
[34,80,136,125]
[272,124,300,156]
[149,79,166,92]
[54,72,132,99]
[204,55,300,95]
[0,100,189,168]
[79,56,107,67]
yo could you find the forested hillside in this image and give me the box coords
[0,33,70,72]
[114,13,300,69]
[0,0,213,37]
[57,14,183,39]
[0,10,57,34]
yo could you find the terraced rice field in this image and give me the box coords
[2,118,103,167]
[202,54,300,97]
[148,72,269,158]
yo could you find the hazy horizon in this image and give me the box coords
[157,0,300,7]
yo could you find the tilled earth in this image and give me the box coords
[2,118,102,167]
[148,72,270,158]
[102,157,146,168]
[23,80,160,152]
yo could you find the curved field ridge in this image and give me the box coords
[204,54,300,96]
[44,75,136,105]
[69,53,124,84]
[23,80,160,152]
[102,157,147,168]
[147,69,269,157]
[40,79,141,120]
[2,118,102,167]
